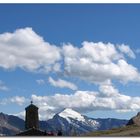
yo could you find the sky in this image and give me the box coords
[0,4,140,120]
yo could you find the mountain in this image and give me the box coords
[0,113,49,136]
[86,112,140,136]
[127,112,140,126]
[45,108,128,136]
[45,108,100,136]
[0,109,128,136]
[94,118,128,130]
[0,112,24,136]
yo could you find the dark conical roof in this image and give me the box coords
[25,101,38,110]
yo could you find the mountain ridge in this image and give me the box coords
[45,108,128,136]
[0,109,128,136]
[0,112,24,136]
[86,112,140,136]
[127,112,140,126]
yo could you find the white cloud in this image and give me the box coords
[0,80,8,91]
[10,96,26,106]
[52,63,61,72]
[30,83,140,120]
[36,79,45,85]
[12,111,25,120]
[99,80,119,97]
[118,44,136,59]
[8,81,140,120]
[1,27,140,120]
[63,42,140,84]
[48,77,78,90]
[0,27,61,73]
[0,27,139,85]
[0,96,27,106]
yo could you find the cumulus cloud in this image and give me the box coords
[0,27,139,85]
[118,44,136,59]
[36,79,45,85]
[2,82,140,120]
[48,77,78,90]
[12,111,25,120]
[0,27,61,73]
[10,96,26,106]
[63,42,140,84]
[30,83,140,120]
[1,27,140,120]
[99,80,119,97]
[0,96,27,106]
[0,80,8,91]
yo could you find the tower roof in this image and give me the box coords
[25,101,38,110]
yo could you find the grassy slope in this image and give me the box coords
[85,125,140,137]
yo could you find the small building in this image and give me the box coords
[16,101,54,136]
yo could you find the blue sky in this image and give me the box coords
[0,4,140,120]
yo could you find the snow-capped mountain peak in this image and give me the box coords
[58,108,85,122]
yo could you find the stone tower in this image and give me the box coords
[25,101,39,130]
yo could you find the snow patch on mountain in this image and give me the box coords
[58,108,85,122]
[86,119,99,126]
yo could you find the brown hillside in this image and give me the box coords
[86,112,140,137]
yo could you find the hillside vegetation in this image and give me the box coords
[86,125,140,136]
